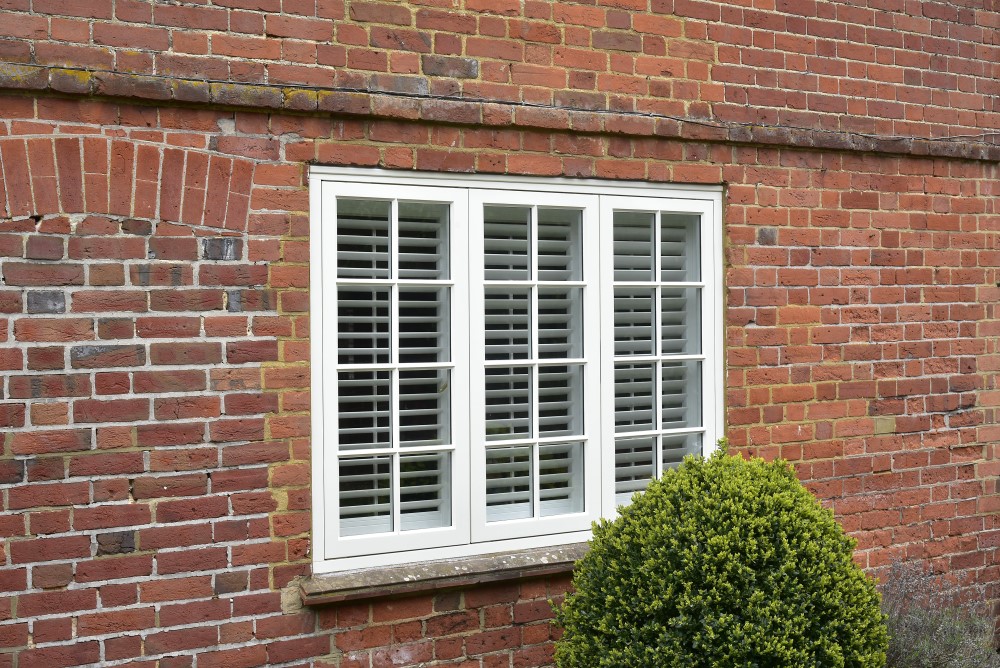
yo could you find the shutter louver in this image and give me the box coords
[613,211,654,282]
[398,202,448,280]
[538,364,583,437]
[661,214,700,282]
[538,288,581,359]
[484,366,532,440]
[614,363,655,432]
[660,287,700,355]
[662,432,701,469]
[399,287,449,363]
[337,288,390,365]
[537,210,581,281]
[662,360,702,429]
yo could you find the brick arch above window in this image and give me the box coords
[0,137,256,231]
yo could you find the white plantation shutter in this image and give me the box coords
[313,169,720,571]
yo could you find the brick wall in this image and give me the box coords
[0,1,998,666]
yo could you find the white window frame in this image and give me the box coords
[310,168,724,574]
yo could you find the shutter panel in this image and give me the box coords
[660,287,701,355]
[661,360,702,429]
[660,214,700,282]
[337,288,390,365]
[338,370,391,449]
[537,209,581,281]
[614,363,655,432]
[539,442,584,516]
[398,202,448,280]
[337,199,390,279]
[399,287,449,363]
[483,206,530,281]
[485,446,532,521]
[614,288,654,356]
[399,368,450,447]
[484,366,532,440]
[400,452,451,530]
[613,211,654,282]
[614,437,655,504]
[538,288,581,359]
[484,289,531,360]
[339,455,392,536]
[538,364,583,437]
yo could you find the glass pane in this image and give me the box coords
[662,360,702,429]
[661,213,700,282]
[398,201,448,280]
[614,287,654,357]
[660,287,701,355]
[399,369,450,448]
[538,364,583,437]
[484,366,531,441]
[485,445,532,521]
[339,455,392,536]
[484,205,530,281]
[400,452,451,531]
[338,371,390,449]
[539,442,584,517]
[337,287,390,365]
[399,287,449,363]
[337,198,390,279]
[484,288,531,360]
[538,288,581,359]
[613,211,654,282]
[614,363,654,433]
[615,436,655,505]
[662,432,702,470]
[537,208,582,281]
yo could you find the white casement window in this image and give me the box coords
[310,169,723,573]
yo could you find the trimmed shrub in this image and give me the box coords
[882,561,1000,668]
[555,450,888,667]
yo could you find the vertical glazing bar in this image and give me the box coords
[390,198,401,532]
[653,210,663,478]
[530,205,540,517]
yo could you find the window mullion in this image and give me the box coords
[530,204,540,519]
[390,198,401,534]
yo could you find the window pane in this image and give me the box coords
[399,287,449,363]
[338,371,391,449]
[484,288,531,360]
[613,211,654,282]
[660,213,700,282]
[339,455,392,536]
[337,198,390,279]
[485,446,532,521]
[614,363,654,432]
[485,366,531,441]
[538,364,583,437]
[484,205,530,281]
[398,201,448,280]
[539,442,584,517]
[537,208,581,281]
[614,287,654,356]
[400,452,451,531]
[614,436,655,504]
[661,360,702,429]
[660,287,701,355]
[662,432,702,470]
[538,288,582,359]
[338,288,390,365]
[399,369,450,448]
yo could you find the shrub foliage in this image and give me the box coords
[555,451,888,667]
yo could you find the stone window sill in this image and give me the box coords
[299,543,588,606]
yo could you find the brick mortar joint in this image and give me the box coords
[2,63,1000,163]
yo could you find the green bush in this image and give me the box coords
[555,450,888,667]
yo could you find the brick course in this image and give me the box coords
[0,1,998,666]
